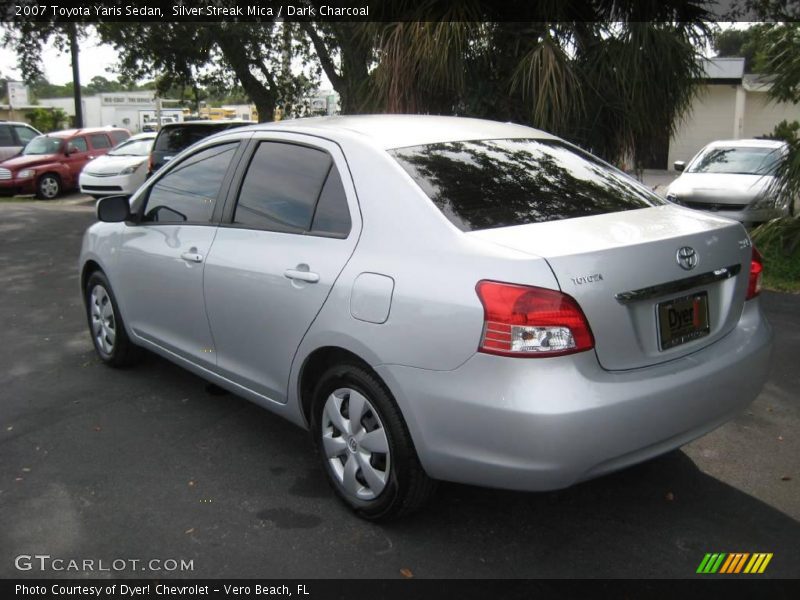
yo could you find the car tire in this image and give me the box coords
[35,173,61,200]
[310,362,437,521]
[85,271,142,367]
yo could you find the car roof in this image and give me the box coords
[47,127,128,138]
[704,138,787,149]
[235,115,557,150]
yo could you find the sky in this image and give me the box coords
[0,23,753,88]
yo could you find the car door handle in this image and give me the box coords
[284,268,319,283]
[180,251,204,263]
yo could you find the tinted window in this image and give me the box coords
[0,125,13,145]
[311,168,351,238]
[89,134,112,149]
[234,142,332,232]
[14,126,37,144]
[390,139,664,232]
[143,143,237,223]
[110,130,130,144]
[154,124,239,153]
[687,146,783,175]
[70,137,88,152]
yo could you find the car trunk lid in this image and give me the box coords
[469,205,753,370]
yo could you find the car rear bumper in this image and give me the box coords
[376,298,772,491]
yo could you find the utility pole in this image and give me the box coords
[69,23,83,128]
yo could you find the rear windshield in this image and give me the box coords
[389,138,664,232]
[687,146,783,175]
[154,124,239,153]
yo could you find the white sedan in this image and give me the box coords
[80,133,156,198]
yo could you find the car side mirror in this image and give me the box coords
[673,161,685,172]
[96,195,131,223]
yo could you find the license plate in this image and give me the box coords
[657,292,710,350]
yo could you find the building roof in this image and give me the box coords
[702,57,745,81]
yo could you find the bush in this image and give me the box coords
[751,217,800,292]
[23,107,68,133]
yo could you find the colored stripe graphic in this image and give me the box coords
[698,553,773,574]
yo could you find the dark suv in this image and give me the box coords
[149,120,254,174]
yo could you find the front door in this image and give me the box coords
[114,141,241,368]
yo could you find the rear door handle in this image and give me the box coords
[180,251,204,263]
[284,268,319,283]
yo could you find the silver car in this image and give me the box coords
[79,116,773,520]
[667,139,791,225]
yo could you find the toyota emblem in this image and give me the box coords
[676,246,698,271]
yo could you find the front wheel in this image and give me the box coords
[85,271,142,367]
[36,174,61,200]
[310,363,436,520]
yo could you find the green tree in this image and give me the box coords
[713,24,774,73]
[332,0,712,169]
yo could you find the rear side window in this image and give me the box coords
[110,130,130,144]
[390,138,664,232]
[234,142,333,233]
[14,126,37,144]
[89,134,112,149]
[142,143,237,223]
[311,168,351,238]
[0,125,13,145]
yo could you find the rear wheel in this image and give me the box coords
[36,173,61,200]
[85,271,142,367]
[310,363,436,520]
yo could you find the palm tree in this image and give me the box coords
[352,0,713,169]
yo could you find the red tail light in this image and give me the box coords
[746,246,763,301]
[475,280,595,358]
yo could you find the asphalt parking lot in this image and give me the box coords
[0,196,798,579]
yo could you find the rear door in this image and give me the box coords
[114,138,246,367]
[203,133,361,402]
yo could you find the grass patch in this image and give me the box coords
[751,217,800,293]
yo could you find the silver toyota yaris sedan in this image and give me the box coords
[79,115,773,520]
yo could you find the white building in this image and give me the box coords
[39,92,182,133]
[668,57,800,167]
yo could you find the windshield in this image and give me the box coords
[108,138,153,156]
[390,138,664,232]
[22,136,63,155]
[687,146,783,175]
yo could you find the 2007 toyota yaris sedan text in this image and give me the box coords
[79,115,773,520]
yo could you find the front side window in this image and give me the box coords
[234,142,333,233]
[142,143,237,224]
[89,134,112,149]
[687,146,784,175]
[69,137,88,153]
[390,138,664,232]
